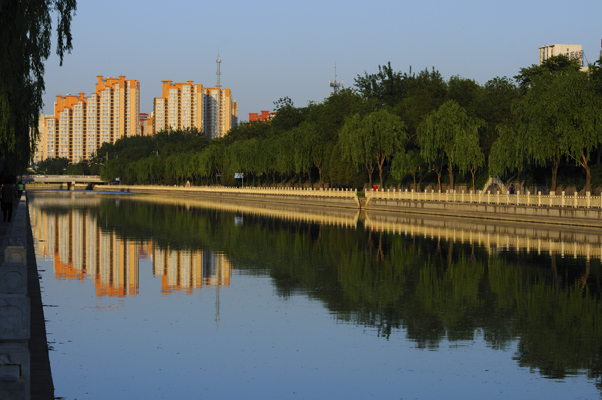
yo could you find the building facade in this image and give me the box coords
[539,44,586,70]
[139,113,154,136]
[44,75,140,163]
[153,80,238,139]
[153,80,204,133]
[249,110,275,122]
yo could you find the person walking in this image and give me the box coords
[1,181,15,222]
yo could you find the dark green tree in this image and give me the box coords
[0,0,77,176]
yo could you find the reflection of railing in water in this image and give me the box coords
[130,194,360,228]
[365,213,602,260]
[367,188,602,209]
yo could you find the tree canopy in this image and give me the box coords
[1,0,77,177]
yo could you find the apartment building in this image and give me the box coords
[539,44,587,71]
[45,75,140,163]
[153,80,238,138]
[153,80,204,133]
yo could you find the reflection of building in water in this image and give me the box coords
[29,204,139,297]
[29,198,232,297]
[152,247,231,294]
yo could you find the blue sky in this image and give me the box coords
[42,0,602,122]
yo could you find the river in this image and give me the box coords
[28,190,602,399]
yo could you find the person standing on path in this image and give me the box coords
[1,180,15,222]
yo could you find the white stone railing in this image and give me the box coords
[99,184,359,199]
[367,188,602,209]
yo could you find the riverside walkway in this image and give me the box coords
[0,195,53,399]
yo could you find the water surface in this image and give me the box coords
[29,191,602,399]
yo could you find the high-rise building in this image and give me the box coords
[32,114,52,164]
[153,80,238,138]
[45,75,140,163]
[153,80,204,133]
[539,44,587,71]
[202,86,237,139]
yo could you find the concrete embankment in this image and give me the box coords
[28,184,602,228]
[0,195,53,399]
[365,198,602,228]
[93,185,361,210]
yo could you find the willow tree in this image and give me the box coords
[391,150,425,191]
[418,100,484,191]
[489,124,529,191]
[513,70,602,193]
[550,71,602,193]
[340,109,406,189]
[0,0,77,174]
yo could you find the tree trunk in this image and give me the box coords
[436,169,442,192]
[582,153,591,193]
[471,166,476,192]
[551,154,560,192]
[377,156,385,189]
[448,163,454,191]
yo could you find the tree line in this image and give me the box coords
[36,56,602,193]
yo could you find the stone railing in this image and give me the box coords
[96,184,359,199]
[184,185,359,198]
[0,195,30,399]
[367,189,602,209]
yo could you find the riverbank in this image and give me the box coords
[0,194,53,399]
[27,184,602,228]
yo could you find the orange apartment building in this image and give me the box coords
[41,75,140,163]
[153,80,204,133]
[153,80,238,139]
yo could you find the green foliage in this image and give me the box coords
[418,100,484,190]
[36,157,70,175]
[340,109,406,188]
[0,0,77,177]
[39,59,602,192]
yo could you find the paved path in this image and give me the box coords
[0,196,54,399]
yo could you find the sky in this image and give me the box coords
[42,0,602,123]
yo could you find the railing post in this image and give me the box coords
[574,192,578,208]
[562,191,565,207]
[587,191,591,208]
[538,191,541,207]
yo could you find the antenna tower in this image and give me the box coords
[329,64,343,94]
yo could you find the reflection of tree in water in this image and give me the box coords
[77,198,602,387]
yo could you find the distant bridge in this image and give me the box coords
[22,175,104,184]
